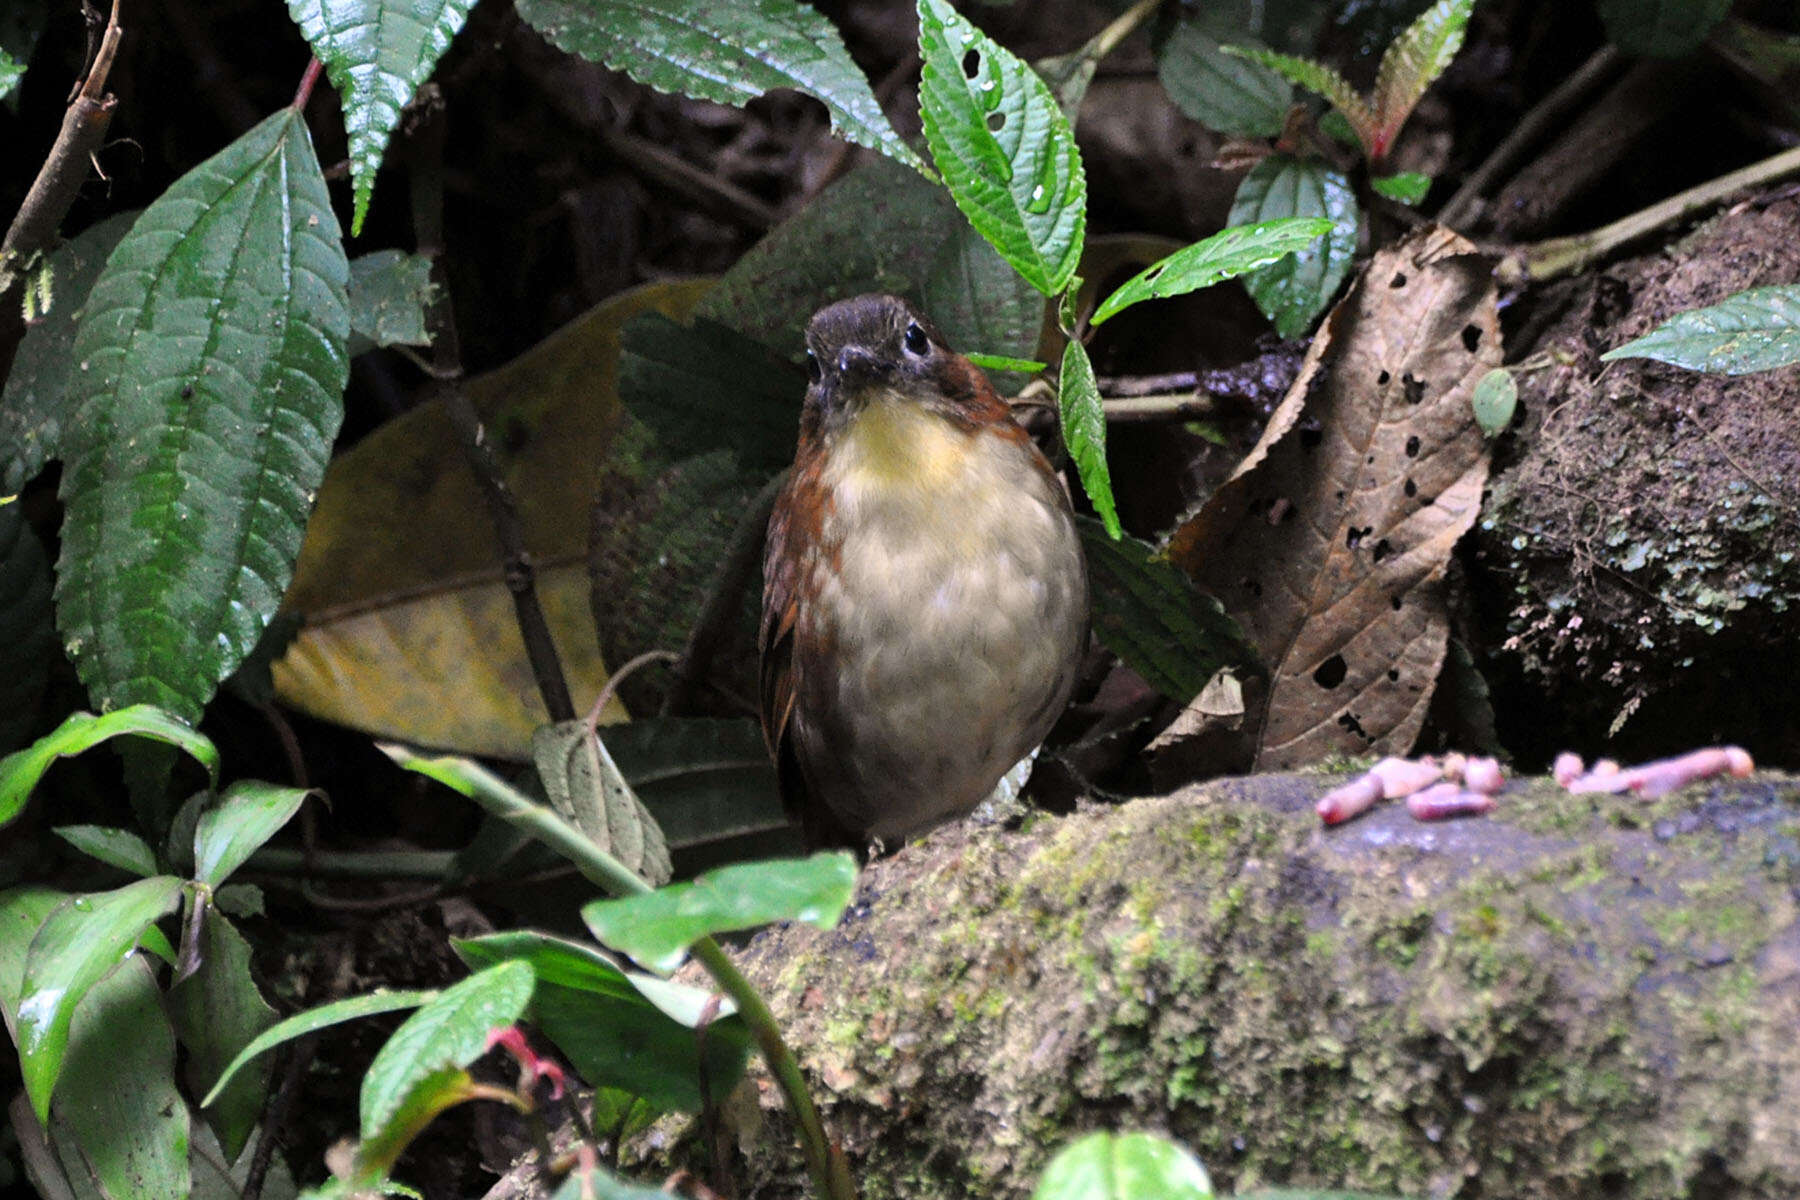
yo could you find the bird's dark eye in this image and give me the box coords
[903,321,929,357]
[805,350,822,382]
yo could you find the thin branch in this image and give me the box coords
[291,56,324,111]
[586,649,677,729]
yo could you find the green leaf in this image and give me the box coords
[169,908,277,1160]
[1371,171,1431,205]
[0,46,23,101]
[583,852,856,974]
[361,960,535,1140]
[515,0,927,177]
[917,0,1086,296]
[1157,12,1292,137]
[604,717,789,852]
[1092,217,1333,326]
[0,503,55,755]
[531,721,673,887]
[1597,0,1733,58]
[1033,1131,1213,1200]
[965,352,1048,373]
[1227,154,1359,337]
[15,874,185,1120]
[347,250,436,356]
[1470,367,1518,436]
[1369,0,1471,158]
[618,314,805,472]
[1222,46,1376,155]
[287,0,477,234]
[923,219,1047,389]
[203,988,435,1107]
[1,706,219,829]
[1059,338,1117,539]
[1079,518,1260,703]
[551,1165,672,1200]
[0,212,135,494]
[52,824,159,876]
[193,781,313,889]
[455,930,751,1113]
[0,885,64,1005]
[1599,285,1800,374]
[55,108,350,721]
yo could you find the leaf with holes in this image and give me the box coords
[1600,284,1800,374]
[288,0,477,233]
[55,109,349,721]
[1059,338,1117,539]
[1369,0,1471,160]
[516,0,926,177]
[1172,225,1499,769]
[917,0,1086,297]
[1228,155,1359,338]
[1092,217,1333,326]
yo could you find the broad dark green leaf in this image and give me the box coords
[0,706,219,828]
[1091,217,1334,326]
[0,885,63,1003]
[1059,338,1117,539]
[1597,0,1732,57]
[288,0,477,233]
[1600,285,1800,374]
[56,108,350,721]
[455,930,750,1113]
[1157,11,1291,137]
[1470,367,1517,435]
[583,851,856,973]
[1222,46,1375,153]
[516,0,926,176]
[52,824,159,876]
[16,874,185,1120]
[1080,518,1260,703]
[0,212,135,494]
[347,249,436,355]
[1033,1131,1213,1200]
[917,0,1086,297]
[0,503,54,755]
[171,908,278,1159]
[1228,154,1359,338]
[605,717,788,851]
[1371,171,1431,205]
[618,314,804,471]
[1369,0,1471,158]
[54,955,191,1200]
[203,988,434,1107]
[924,220,1045,391]
[361,960,534,1140]
[193,781,313,890]
[532,721,672,887]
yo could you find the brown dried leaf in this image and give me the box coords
[1170,225,1499,769]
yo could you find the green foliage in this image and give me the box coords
[1372,171,1432,205]
[52,823,159,876]
[204,989,436,1107]
[1596,0,1733,57]
[0,47,23,101]
[346,250,437,355]
[1091,217,1334,326]
[0,705,219,828]
[515,0,927,176]
[0,504,54,755]
[1228,155,1360,337]
[1033,1130,1213,1199]
[532,721,673,886]
[193,781,314,889]
[54,109,349,720]
[170,907,280,1158]
[1600,285,1800,374]
[602,717,787,851]
[1156,9,1292,137]
[583,852,857,973]
[1225,47,1375,148]
[287,0,477,234]
[1471,367,1519,435]
[1058,337,1117,538]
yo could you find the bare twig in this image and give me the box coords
[0,0,124,299]
[585,649,677,730]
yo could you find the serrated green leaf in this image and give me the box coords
[16,874,185,1120]
[1033,1131,1214,1200]
[618,314,805,471]
[52,824,159,876]
[347,250,436,355]
[1092,217,1333,326]
[923,219,1046,389]
[1059,338,1117,539]
[917,0,1086,296]
[55,109,350,721]
[1,706,219,829]
[361,960,534,1140]
[531,721,672,887]
[583,851,856,974]
[455,930,750,1113]
[203,988,434,1107]
[193,781,314,889]
[1372,171,1431,205]
[169,908,278,1160]
[0,504,54,754]
[1470,367,1518,435]
[1079,518,1260,703]
[1600,285,1800,374]
[1157,13,1292,137]
[0,212,136,495]
[1223,45,1376,154]
[288,0,476,234]
[1370,0,1470,158]
[1228,155,1359,337]
[515,0,927,177]
[1596,0,1733,58]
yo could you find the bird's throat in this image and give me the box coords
[831,392,975,494]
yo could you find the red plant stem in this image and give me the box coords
[292,57,324,111]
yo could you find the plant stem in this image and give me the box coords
[291,57,324,111]
[1090,0,1160,60]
